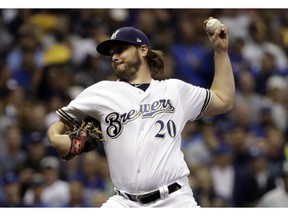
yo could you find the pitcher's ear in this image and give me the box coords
[140,45,148,56]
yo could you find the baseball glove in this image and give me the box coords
[57,110,104,161]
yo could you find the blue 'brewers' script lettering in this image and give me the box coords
[105,99,175,138]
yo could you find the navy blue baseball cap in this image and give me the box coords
[96,27,151,56]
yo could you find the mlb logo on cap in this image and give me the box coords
[96,27,151,56]
[111,29,120,39]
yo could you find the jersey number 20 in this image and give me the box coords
[155,120,176,138]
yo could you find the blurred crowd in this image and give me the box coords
[0,9,288,207]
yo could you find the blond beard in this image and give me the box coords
[112,50,142,81]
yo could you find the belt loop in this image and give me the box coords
[122,193,129,199]
[115,188,129,199]
[159,185,169,199]
[114,187,119,195]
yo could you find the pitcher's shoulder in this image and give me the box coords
[159,78,188,86]
[89,80,118,88]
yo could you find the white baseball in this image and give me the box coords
[205,18,222,34]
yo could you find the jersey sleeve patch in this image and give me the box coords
[195,89,211,120]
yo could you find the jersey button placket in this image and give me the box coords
[136,104,145,176]
[137,145,141,173]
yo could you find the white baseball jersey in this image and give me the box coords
[58,78,211,194]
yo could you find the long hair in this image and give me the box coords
[146,49,165,78]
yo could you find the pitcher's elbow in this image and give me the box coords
[225,101,234,112]
[47,134,55,148]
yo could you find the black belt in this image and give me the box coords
[116,182,182,204]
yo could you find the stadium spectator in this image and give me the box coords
[23,156,69,207]
[257,160,288,207]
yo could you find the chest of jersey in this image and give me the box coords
[96,81,180,140]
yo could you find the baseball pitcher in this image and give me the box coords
[47,17,235,207]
